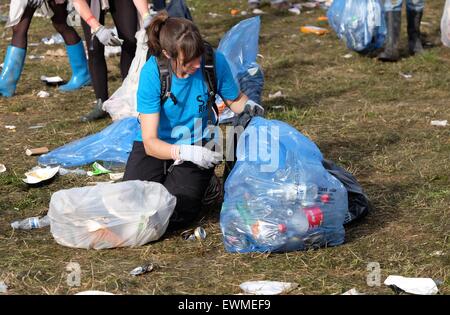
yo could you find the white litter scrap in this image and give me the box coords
[288,4,301,15]
[40,75,64,84]
[431,120,448,127]
[37,91,50,98]
[208,12,220,18]
[0,281,7,293]
[29,55,44,60]
[42,33,64,45]
[430,250,444,257]
[104,46,122,58]
[0,164,6,173]
[252,8,265,14]
[109,172,124,181]
[384,275,439,295]
[399,72,413,79]
[343,53,353,59]
[268,91,284,99]
[341,288,363,295]
[240,281,298,295]
[23,165,60,185]
[75,291,114,295]
[5,125,16,130]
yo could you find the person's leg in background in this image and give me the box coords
[109,0,138,80]
[152,0,166,11]
[163,162,215,232]
[378,0,403,62]
[0,5,34,97]
[406,0,425,55]
[80,2,108,122]
[48,0,91,92]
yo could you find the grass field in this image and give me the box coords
[0,0,448,295]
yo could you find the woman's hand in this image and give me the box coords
[93,26,122,46]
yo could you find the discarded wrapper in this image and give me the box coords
[37,91,50,98]
[87,162,112,176]
[109,172,124,181]
[268,91,283,99]
[0,281,7,294]
[130,263,155,276]
[430,120,448,127]
[300,26,330,35]
[399,72,413,79]
[5,125,16,130]
[25,147,49,156]
[40,75,65,86]
[252,8,265,14]
[23,165,60,184]
[0,164,6,173]
[240,281,298,295]
[384,275,439,295]
[75,291,114,295]
[341,288,363,295]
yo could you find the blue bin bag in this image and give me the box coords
[220,117,348,253]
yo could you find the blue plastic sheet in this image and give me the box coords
[220,118,348,253]
[38,117,140,168]
[327,0,386,53]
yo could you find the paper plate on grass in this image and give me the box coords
[23,166,60,184]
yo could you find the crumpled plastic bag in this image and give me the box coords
[441,0,450,47]
[48,180,176,249]
[327,0,386,53]
[102,30,147,121]
[220,117,348,253]
[38,117,139,168]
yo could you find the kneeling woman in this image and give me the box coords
[123,12,262,230]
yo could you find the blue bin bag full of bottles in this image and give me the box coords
[217,16,264,124]
[327,0,386,53]
[38,117,139,168]
[220,117,348,253]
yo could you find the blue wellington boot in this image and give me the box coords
[59,41,91,92]
[0,45,26,97]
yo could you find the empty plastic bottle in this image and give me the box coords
[11,216,50,230]
[251,219,287,247]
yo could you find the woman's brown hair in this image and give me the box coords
[147,11,204,66]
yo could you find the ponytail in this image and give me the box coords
[146,11,205,65]
[147,10,170,56]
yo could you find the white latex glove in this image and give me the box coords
[179,145,222,169]
[93,26,122,46]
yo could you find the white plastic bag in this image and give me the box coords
[441,0,450,47]
[48,180,176,249]
[102,30,148,121]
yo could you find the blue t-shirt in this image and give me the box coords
[135,51,240,144]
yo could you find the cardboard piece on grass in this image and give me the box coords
[384,275,439,295]
[240,281,298,295]
[26,147,49,156]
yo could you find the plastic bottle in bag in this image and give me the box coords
[251,219,287,247]
[11,216,50,230]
